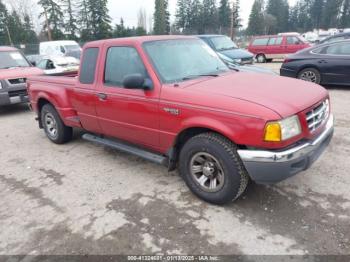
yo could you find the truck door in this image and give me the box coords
[71,47,102,134]
[95,44,160,149]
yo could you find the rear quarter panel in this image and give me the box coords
[27,76,81,128]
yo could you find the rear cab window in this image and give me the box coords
[79,47,99,84]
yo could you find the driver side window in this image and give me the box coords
[104,47,148,87]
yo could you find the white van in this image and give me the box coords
[39,41,82,60]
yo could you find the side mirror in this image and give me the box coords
[123,74,153,90]
[31,61,36,66]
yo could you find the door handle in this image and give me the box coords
[97,93,107,101]
[318,60,327,64]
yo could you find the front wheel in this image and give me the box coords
[256,54,266,63]
[298,68,321,84]
[179,133,249,205]
[41,104,73,144]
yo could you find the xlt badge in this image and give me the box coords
[163,107,180,116]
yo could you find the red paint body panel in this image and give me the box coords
[27,36,330,155]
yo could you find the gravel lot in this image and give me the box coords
[0,63,349,256]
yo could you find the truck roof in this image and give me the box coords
[0,46,18,52]
[84,35,197,48]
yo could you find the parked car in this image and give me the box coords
[35,55,80,76]
[27,36,334,205]
[198,35,254,65]
[248,34,310,63]
[316,31,331,44]
[199,37,276,75]
[39,40,82,60]
[0,46,42,107]
[26,54,44,66]
[216,52,276,75]
[318,32,350,45]
[280,40,350,86]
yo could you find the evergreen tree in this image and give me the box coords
[310,0,324,29]
[77,0,91,41]
[266,0,290,33]
[23,14,38,44]
[6,11,25,44]
[38,0,65,40]
[63,0,78,39]
[340,0,350,28]
[153,0,170,35]
[175,0,187,31]
[88,0,112,40]
[188,0,203,34]
[231,0,242,36]
[202,0,218,33]
[247,0,265,35]
[0,0,9,45]
[321,0,343,29]
[218,0,231,33]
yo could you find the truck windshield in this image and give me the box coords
[0,51,30,69]
[211,36,238,51]
[143,39,229,83]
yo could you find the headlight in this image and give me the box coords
[264,115,302,142]
[233,58,242,64]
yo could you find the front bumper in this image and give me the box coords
[237,115,334,184]
[0,91,29,106]
[280,67,297,78]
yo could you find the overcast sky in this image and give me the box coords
[108,0,298,29]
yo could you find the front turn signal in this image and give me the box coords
[264,122,282,142]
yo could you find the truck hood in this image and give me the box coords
[183,72,328,118]
[0,67,43,79]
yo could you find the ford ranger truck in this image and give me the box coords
[27,36,334,205]
[0,46,43,106]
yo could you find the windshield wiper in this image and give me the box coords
[182,74,219,81]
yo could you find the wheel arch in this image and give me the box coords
[37,97,55,128]
[167,122,241,171]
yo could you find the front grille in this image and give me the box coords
[306,99,330,132]
[8,90,27,98]
[8,78,26,85]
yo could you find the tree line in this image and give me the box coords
[247,0,350,35]
[1,0,349,46]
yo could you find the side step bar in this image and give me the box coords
[82,134,168,166]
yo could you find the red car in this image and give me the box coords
[248,34,310,63]
[0,46,42,106]
[27,36,333,205]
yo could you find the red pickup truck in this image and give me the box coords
[27,36,334,205]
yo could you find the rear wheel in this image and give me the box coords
[179,133,249,205]
[256,54,266,63]
[41,104,73,144]
[298,68,321,84]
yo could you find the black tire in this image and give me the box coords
[41,104,73,144]
[297,68,321,84]
[179,133,249,205]
[256,54,266,63]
